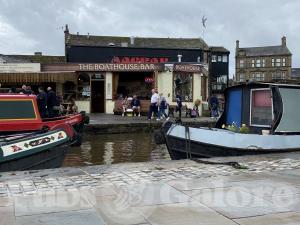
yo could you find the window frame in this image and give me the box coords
[249,88,274,128]
[217,55,222,62]
[211,55,217,62]
[172,72,194,102]
[222,55,228,62]
[239,59,244,68]
[251,59,255,68]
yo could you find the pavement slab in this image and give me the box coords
[0,206,15,225]
[234,212,300,225]
[15,209,106,225]
[184,187,291,219]
[137,201,237,225]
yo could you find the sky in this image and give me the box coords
[1,0,300,76]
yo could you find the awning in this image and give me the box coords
[0,72,77,83]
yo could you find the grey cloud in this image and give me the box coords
[1,0,300,76]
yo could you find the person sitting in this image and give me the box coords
[121,96,129,116]
[131,95,141,116]
[67,99,78,114]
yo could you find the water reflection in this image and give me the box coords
[63,132,170,167]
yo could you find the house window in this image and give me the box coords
[256,59,261,67]
[173,72,193,102]
[276,58,281,67]
[252,73,265,81]
[282,58,286,67]
[222,55,228,62]
[272,58,275,67]
[251,59,255,68]
[250,89,273,127]
[272,71,286,80]
[212,55,217,62]
[262,59,265,67]
[217,55,222,62]
[239,60,244,68]
[239,73,245,82]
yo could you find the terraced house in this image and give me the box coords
[235,36,292,83]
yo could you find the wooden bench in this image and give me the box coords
[113,100,151,116]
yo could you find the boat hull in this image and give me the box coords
[0,144,68,172]
[165,134,300,160]
[0,128,73,172]
[161,122,300,160]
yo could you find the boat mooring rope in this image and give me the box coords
[191,158,248,170]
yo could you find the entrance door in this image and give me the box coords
[226,88,242,127]
[91,81,105,113]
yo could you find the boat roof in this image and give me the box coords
[227,82,300,91]
[0,94,37,99]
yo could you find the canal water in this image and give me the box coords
[63,132,170,167]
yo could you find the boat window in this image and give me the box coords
[250,89,273,127]
[0,100,37,120]
[275,88,300,133]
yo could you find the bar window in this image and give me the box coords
[173,72,193,102]
[212,55,217,62]
[250,89,273,127]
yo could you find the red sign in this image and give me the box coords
[145,77,154,83]
[112,56,168,64]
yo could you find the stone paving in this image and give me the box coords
[1,153,300,224]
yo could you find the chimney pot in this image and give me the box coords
[281,36,286,46]
[236,40,239,49]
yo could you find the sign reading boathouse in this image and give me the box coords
[173,64,202,73]
[78,63,163,72]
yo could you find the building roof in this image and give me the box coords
[65,33,209,49]
[0,54,65,64]
[292,68,300,78]
[238,45,291,57]
[209,46,230,53]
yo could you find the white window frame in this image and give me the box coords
[276,58,281,67]
[250,88,274,128]
[239,73,245,82]
[251,59,255,68]
[222,55,228,62]
[212,55,217,62]
[239,59,244,68]
[256,59,261,68]
[217,55,222,62]
[272,58,275,67]
[262,59,265,67]
[282,58,286,67]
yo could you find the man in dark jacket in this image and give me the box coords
[37,87,47,118]
[47,87,58,117]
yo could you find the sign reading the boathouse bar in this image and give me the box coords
[79,63,163,72]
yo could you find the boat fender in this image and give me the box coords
[154,130,166,145]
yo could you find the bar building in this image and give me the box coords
[0,25,230,115]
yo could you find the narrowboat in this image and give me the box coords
[0,94,88,172]
[157,82,300,159]
[0,94,88,145]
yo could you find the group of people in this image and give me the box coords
[9,84,66,118]
[120,89,172,120]
[147,88,170,121]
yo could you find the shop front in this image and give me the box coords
[42,62,208,115]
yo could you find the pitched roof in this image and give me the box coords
[292,68,300,78]
[0,54,65,63]
[209,46,230,53]
[66,33,208,49]
[238,45,291,57]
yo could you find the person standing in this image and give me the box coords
[209,95,219,118]
[37,87,47,118]
[47,87,58,117]
[175,91,182,118]
[157,93,168,120]
[147,89,159,120]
